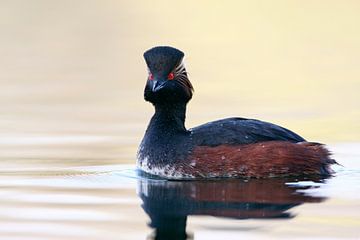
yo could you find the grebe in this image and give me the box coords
[137,46,335,179]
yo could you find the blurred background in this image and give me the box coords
[1,0,360,164]
[0,1,359,239]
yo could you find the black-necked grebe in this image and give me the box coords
[137,46,335,179]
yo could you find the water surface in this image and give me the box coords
[0,143,359,239]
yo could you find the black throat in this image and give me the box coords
[138,102,191,166]
[151,103,187,133]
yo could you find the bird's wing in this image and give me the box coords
[190,117,305,146]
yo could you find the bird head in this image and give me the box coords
[143,46,193,105]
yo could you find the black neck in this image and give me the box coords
[148,102,188,134]
[139,102,190,165]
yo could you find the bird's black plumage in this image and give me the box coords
[144,46,184,78]
[190,117,305,147]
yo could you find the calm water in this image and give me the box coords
[1,1,360,239]
[0,143,359,239]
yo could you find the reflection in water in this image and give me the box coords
[137,177,327,240]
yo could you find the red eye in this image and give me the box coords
[167,72,174,80]
[148,73,154,80]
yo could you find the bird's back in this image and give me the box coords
[190,117,305,147]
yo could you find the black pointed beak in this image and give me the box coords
[152,80,167,92]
